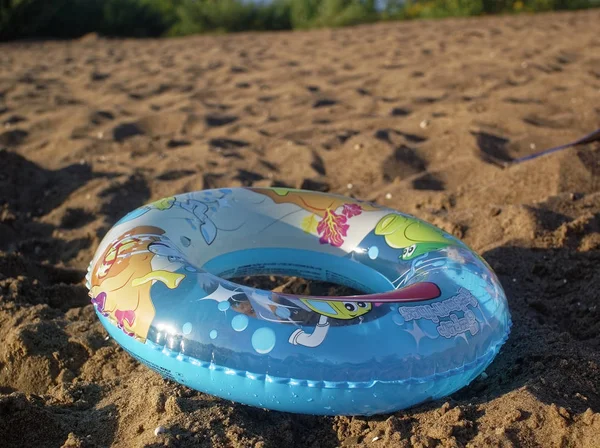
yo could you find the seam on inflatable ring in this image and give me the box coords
[142,317,512,390]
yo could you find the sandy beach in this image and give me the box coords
[1,9,599,447]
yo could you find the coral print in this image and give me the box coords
[116,191,232,246]
[248,187,376,247]
[341,203,362,218]
[317,209,349,247]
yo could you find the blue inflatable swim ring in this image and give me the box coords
[87,187,511,415]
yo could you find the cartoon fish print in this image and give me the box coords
[288,282,441,347]
[375,213,460,260]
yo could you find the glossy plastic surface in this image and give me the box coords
[87,187,511,415]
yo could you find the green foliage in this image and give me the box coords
[1,0,103,40]
[401,0,483,19]
[170,0,294,35]
[314,0,378,27]
[174,0,255,34]
[287,0,319,28]
[255,0,294,31]
[0,0,177,40]
[395,0,599,19]
[102,0,177,37]
[288,0,377,29]
[1,0,599,41]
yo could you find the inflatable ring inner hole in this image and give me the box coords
[197,246,440,305]
[229,273,363,297]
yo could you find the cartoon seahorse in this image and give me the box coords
[89,226,185,341]
[151,197,219,245]
[116,196,220,245]
[375,213,460,260]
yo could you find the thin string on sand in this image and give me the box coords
[505,127,600,166]
[368,127,600,223]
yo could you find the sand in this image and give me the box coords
[1,9,600,448]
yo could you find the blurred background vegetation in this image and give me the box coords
[1,0,599,41]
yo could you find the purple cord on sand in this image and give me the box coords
[510,127,600,165]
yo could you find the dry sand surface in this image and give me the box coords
[1,9,600,448]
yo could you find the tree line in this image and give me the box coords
[1,0,598,41]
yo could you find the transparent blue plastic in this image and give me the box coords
[87,187,511,415]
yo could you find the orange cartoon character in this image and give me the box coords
[89,226,186,341]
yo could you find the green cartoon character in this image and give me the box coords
[287,282,442,348]
[288,299,372,347]
[375,213,459,260]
